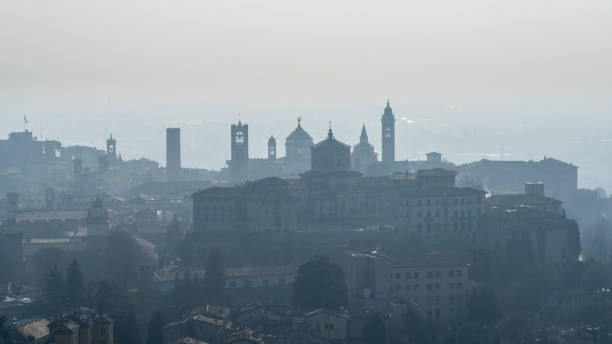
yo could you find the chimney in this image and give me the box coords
[525,182,544,196]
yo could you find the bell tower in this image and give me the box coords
[106,134,117,161]
[381,99,395,164]
[230,120,249,183]
[268,135,276,160]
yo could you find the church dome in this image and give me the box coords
[310,127,351,172]
[286,118,313,142]
[312,128,350,150]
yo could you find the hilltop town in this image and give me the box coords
[1,102,611,344]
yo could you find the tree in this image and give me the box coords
[31,247,64,287]
[203,249,226,304]
[115,306,142,344]
[65,259,85,305]
[104,230,144,288]
[146,311,165,344]
[498,235,535,277]
[401,306,437,343]
[584,218,612,261]
[581,260,611,291]
[87,279,128,315]
[363,312,386,344]
[0,315,13,344]
[0,251,15,284]
[173,271,201,307]
[466,288,501,327]
[44,264,64,305]
[567,220,582,259]
[293,256,348,310]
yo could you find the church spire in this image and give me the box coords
[360,124,368,143]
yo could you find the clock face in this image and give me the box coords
[235,131,245,145]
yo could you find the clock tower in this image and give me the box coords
[381,99,395,164]
[230,120,249,183]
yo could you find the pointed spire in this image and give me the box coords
[360,124,368,143]
[297,116,302,126]
[328,121,334,139]
[382,99,394,119]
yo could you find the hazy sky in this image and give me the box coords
[1,0,611,188]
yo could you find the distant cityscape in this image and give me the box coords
[0,101,611,344]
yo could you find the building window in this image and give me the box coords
[414,272,419,279]
[395,273,401,279]
[427,284,433,291]
[435,271,440,278]
[449,270,454,277]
